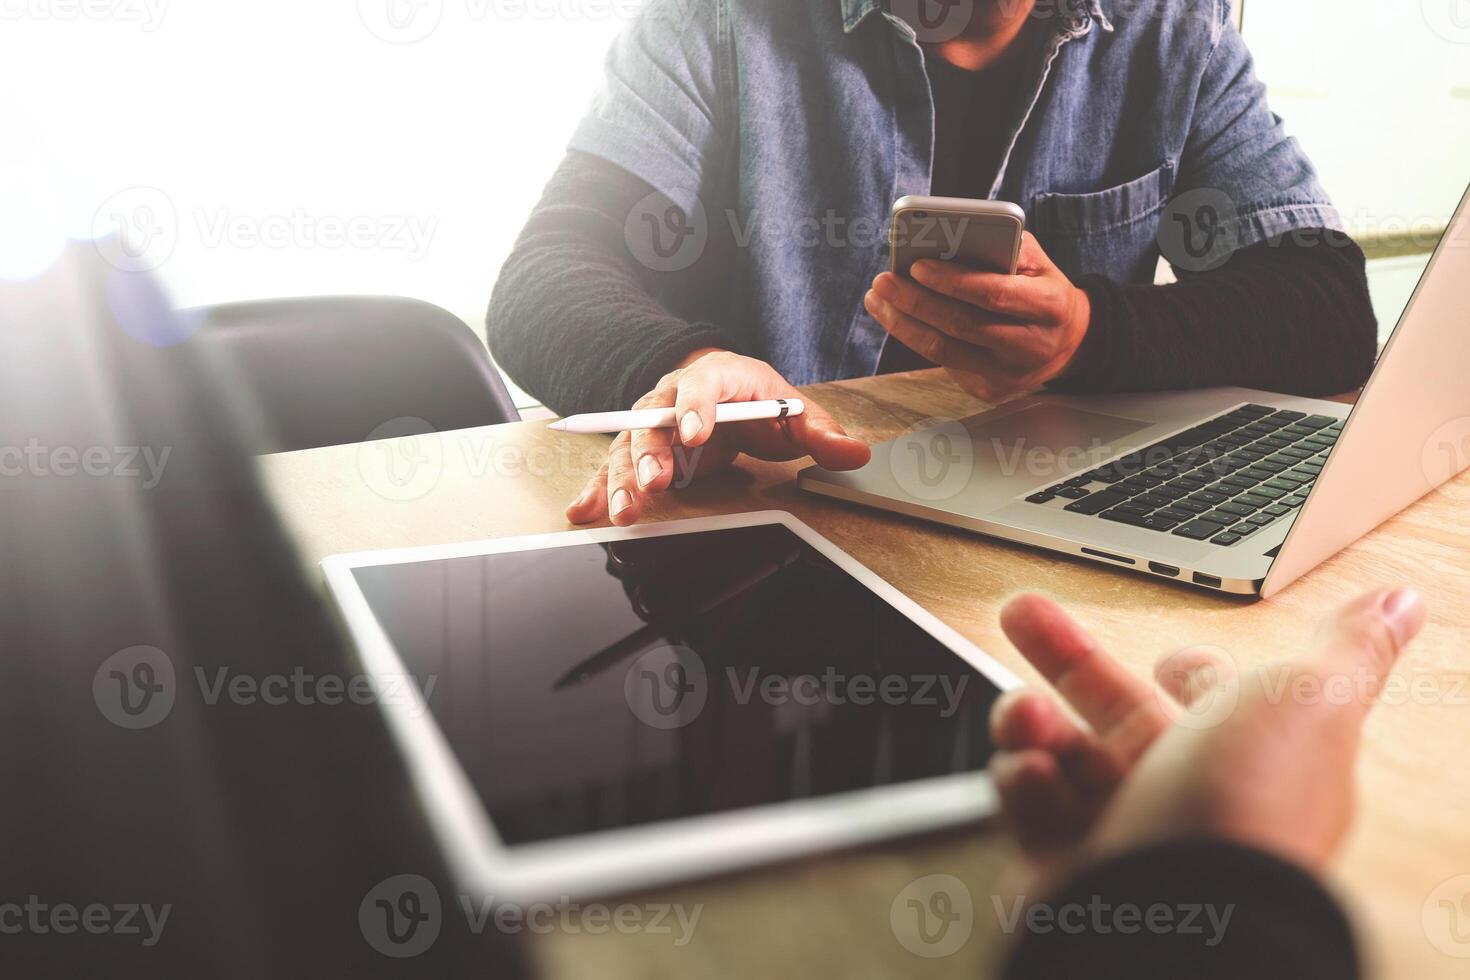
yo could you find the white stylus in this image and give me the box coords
[547,398,805,434]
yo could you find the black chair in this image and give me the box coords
[190,296,521,453]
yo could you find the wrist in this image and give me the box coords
[1043,286,1093,384]
[1063,285,1092,368]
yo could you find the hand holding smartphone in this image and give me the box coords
[889,196,1025,278]
[871,196,1093,404]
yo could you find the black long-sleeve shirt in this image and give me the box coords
[1003,840,1361,979]
[487,150,1377,415]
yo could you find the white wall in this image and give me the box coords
[1244,2,1470,338]
[1244,1,1470,236]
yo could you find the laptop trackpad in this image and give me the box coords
[965,404,1152,472]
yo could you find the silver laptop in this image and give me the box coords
[800,186,1470,597]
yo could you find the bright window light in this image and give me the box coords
[3,0,640,343]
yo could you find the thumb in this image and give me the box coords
[1310,587,1425,714]
[1016,232,1058,276]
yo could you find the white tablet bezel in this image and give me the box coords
[321,510,1021,903]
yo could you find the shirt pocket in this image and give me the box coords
[1028,160,1176,284]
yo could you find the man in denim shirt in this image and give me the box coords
[489,0,1376,527]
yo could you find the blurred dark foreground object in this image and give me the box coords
[0,246,525,977]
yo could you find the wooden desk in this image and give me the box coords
[260,370,1470,980]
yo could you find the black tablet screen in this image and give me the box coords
[351,523,1001,846]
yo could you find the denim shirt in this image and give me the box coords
[569,0,1343,386]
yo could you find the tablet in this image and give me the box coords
[322,511,1020,901]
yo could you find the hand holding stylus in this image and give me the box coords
[563,349,870,526]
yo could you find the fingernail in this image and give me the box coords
[1381,587,1423,644]
[610,489,632,517]
[637,455,661,488]
[872,276,895,299]
[679,411,702,443]
[570,487,591,508]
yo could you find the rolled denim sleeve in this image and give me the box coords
[568,0,727,218]
[1176,2,1344,250]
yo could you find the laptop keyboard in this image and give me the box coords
[1024,404,1342,547]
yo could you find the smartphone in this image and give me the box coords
[889,196,1025,278]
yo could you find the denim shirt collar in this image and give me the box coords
[841,0,1113,35]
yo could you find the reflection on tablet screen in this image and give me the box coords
[351,524,1001,846]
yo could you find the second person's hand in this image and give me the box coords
[987,586,1426,890]
[566,349,871,526]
